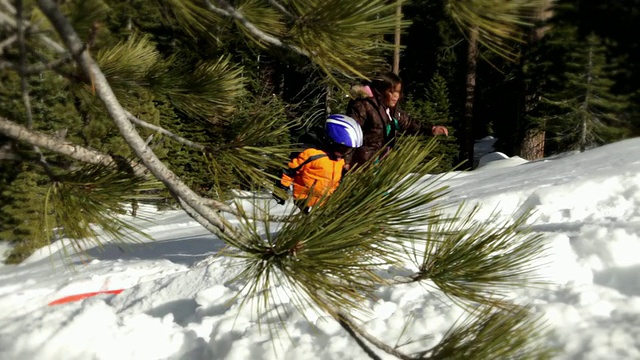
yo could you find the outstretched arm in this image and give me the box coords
[396,110,448,137]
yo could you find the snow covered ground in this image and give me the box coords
[1,138,640,360]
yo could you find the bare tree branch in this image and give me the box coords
[0,2,67,54]
[0,9,18,26]
[0,115,148,174]
[204,0,308,57]
[336,313,383,360]
[0,0,15,12]
[126,111,205,151]
[337,311,416,360]
[177,197,230,235]
[0,34,17,51]
[386,273,423,285]
[36,0,242,240]
[0,54,71,73]
[0,60,14,69]
[267,0,295,18]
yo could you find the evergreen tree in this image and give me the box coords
[0,163,49,263]
[538,29,630,152]
[522,0,637,155]
[0,57,85,261]
[560,33,628,151]
[404,73,459,172]
[563,0,640,97]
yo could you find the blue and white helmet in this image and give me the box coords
[326,114,363,148]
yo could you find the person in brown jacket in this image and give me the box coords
[346,71,448,170]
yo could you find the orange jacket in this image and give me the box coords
[280,148,344,207]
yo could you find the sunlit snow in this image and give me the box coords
[1,138,639,360]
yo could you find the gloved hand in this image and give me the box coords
[272,182,290,205]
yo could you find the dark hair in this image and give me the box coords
[370,72,402,97]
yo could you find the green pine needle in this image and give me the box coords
[417,204,550,309]
[425,305,557,359]
[42,163,162,263]
[225,137,451,317]
[203,103,295,196]
[447,0,548,61]
[165,57,245,119]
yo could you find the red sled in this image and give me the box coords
[48,289,125,306]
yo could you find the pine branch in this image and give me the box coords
[267,0,295,19]
[0,4,66,54]
[204,0,308,56]
[124,111,293,223]
[0,115,150,175]
[337,311,414,360]
[0,55,71,73]
[0,116,288,224]
[41,163,164,263]
[422,305,554,359]
[0,33,17,50]
[411,205,549,309]
[125,111,205,151]
[36,0,248,241]
[447,0,546,61]
[225,138,452,341]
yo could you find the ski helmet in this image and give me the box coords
[325,114,363,148]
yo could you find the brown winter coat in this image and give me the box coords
[346,92,422,169]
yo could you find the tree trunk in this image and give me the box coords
[580,44,594,153]
[519,129,545,160]
[516,0,555,160]
[392,0,402,74]
[463,26,479,168]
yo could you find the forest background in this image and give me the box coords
[1,0,639,262]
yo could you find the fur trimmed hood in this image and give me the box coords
[349,84,373,100]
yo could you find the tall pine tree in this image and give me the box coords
[541,30,629,152]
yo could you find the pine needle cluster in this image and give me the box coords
[41,163,161,262]
[447,0,550,61]
[223,137,445,311]
[221,137,555,358]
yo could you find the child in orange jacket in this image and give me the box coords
[273,114,363,212]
